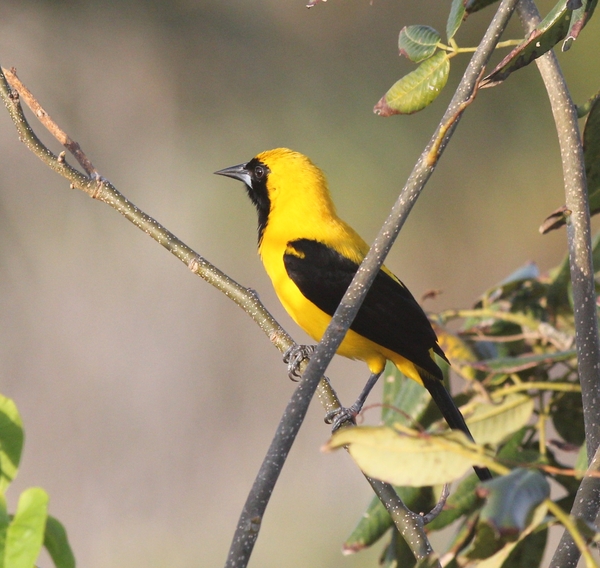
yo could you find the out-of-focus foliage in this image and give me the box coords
[0,394,75,568]
[332,244,597,566]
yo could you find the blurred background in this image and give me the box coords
[0,1,598,566]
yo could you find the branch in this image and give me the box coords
[232,0,519,564]
[512,2,600,567]
[0,65,425,566]
[292,0,520,403]
[3,67,97,177]
[366,478,436,560]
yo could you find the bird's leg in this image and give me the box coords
[327,371,383,431]
[282,344,316,381]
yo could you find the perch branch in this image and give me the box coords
[228,0,520,564]
[0,65,426,567]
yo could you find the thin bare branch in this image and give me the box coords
[3,66,98,177]
[0,64,422,567]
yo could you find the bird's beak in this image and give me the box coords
[214,163,252,187]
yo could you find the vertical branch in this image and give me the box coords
[515,1,600,567]
[225,1,520,565]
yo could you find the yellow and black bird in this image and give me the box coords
[216,148,491,482]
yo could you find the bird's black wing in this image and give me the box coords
[283,238,446,380]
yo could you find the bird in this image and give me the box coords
[215,148,492,482]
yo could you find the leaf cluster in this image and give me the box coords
[374,0,597,116]
[328,248,599,566]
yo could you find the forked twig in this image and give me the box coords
[3,67,98,178]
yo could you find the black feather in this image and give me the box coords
[284,237,492,482]
[283,238,446,380]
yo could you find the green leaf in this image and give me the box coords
[547,232,600,314]
[464,521,506,560]
[457,394,535,446]
[0,395,24,493]
[582,94,600,206]
[447,0,467,40]
[414,554,442,568]
[481,0,572,88]
[343,496,393,553]
[398,25,441,63]
[443,511,482,564]
[380,528,420,568]
[426,473,483,530]
[563,0,598,50]
[466,503,548,566]
[551,391,585,446]
[478,469,550,536]
[433,322,481,382]
[344,486,433,552]
[463,472,549,561]
[465,0,501,14]
[0,494,10,568]
[468,350,577,374]
[496,428,543,470]
[541,95,600,233]
[374,51,450,116]
[4,488,49,568]
[501,528,548,568]
[493,262,540,290]
[578,90,600,118]
[575,443,587,471]
[44,516,76,568]
[381,365,431,426]
[325,426,491,486]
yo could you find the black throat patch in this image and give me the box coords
[244,158,271,246]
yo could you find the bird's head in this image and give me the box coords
[215,148,336,244]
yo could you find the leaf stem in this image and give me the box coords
[438,38,522,55]
[491,382,581,396]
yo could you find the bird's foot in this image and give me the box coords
[282,344,316,381]
[325,404,360,431]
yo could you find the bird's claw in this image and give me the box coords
[325,405,359,431]
[283,344,316,381]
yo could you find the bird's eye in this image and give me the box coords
[254,165,266,180]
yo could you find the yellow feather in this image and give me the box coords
[253,149,422,383]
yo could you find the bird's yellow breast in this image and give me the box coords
[245,148,424,384]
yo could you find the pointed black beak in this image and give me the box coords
[214,162,252,187]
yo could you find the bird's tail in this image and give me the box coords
[423,375,492,482]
